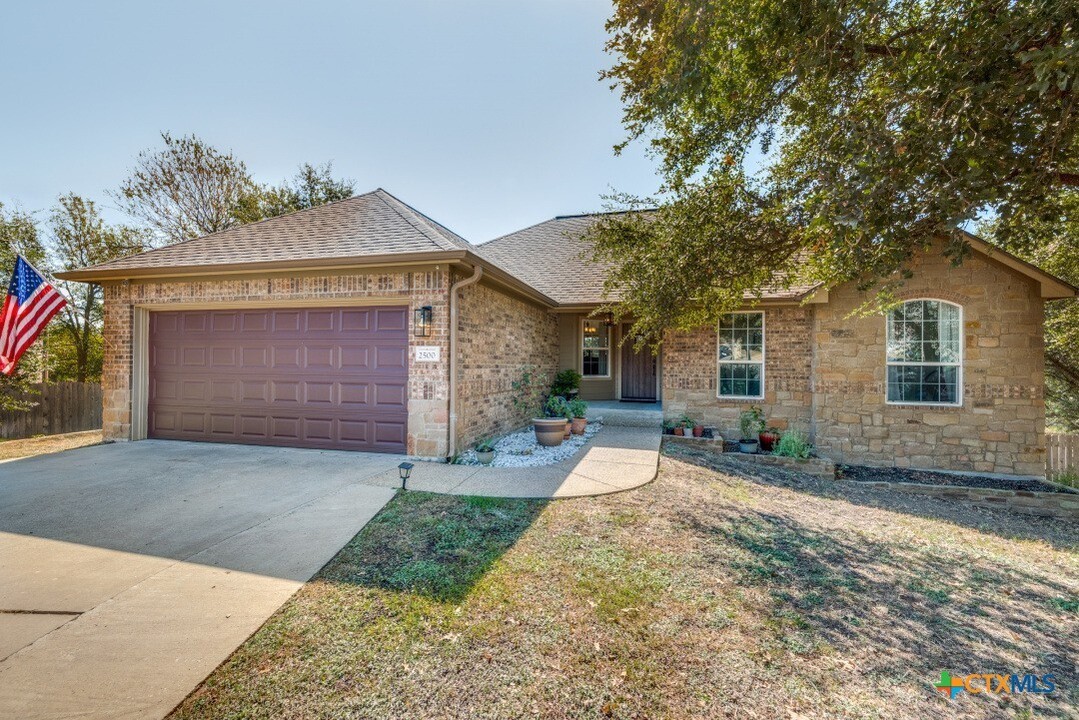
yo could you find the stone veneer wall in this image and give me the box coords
[100,270,451,456]
[813,249,1046,475]
[455,278,559,451]
[663,305,815,437]
[662,248,1048,475]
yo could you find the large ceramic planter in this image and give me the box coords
[759,431,779,452]
[476,450,495,465]
[738,439,760,454]
[571,417,587,435]
[533,418,566,447]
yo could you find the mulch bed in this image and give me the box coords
[840,464,1079,494]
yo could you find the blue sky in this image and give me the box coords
[0,0,660,242]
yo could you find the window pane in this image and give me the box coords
[887,364,959,404]
[583,323,608,349]
[719,362,763,397]
[583,349,608,376]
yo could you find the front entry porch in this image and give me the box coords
[584,400,662,428]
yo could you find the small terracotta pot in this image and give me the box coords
[571,417,587,435]
[533,418,566,447]
[563,420,572,440]
[759,431,779,451]
[693,425,704,437]
[673,426,684,436]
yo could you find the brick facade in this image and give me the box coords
[663,305,814,434]
[455,278,559,451]
[100,270,451,456]
[662,249,1048,476]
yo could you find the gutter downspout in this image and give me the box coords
[447,264,483,459]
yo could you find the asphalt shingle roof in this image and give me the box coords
[77,188,471,273]
[474,213,821,305]
[474,214,616,305]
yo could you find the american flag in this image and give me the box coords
[0,256,67,376]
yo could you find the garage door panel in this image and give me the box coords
[375,308,407,331]
[211,313,237,332]
[375,346,407,370]
[340,310,370,331]
[149,307,409,452]
[374,421,406,446]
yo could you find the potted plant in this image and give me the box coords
[738,406,765,453]
[759,426,781,452]
[662,419,675,435]
[544,396,573,443]
[475,437,496,465]
[672,420,685,436]
[512,366,563,447]
[551,369,582,399]
[569,398,588,435]
[693,421,705,438]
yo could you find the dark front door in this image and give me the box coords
[148,306,409,453]
[620,324,657,401]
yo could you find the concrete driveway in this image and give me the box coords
[0,440,399,720]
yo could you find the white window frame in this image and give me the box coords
[716,311,766,400]
[581,318,611,378]
[885,299,964,407]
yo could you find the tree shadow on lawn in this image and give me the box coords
[667,447,1078,716]
[316,490,548,604]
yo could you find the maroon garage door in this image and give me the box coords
[148,306,409,452]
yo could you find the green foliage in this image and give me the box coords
[544,395,572,420]
[50,194,148,382]
[475,437,496,453]
[235,162,355,223]
[595,0,1079,342]
[739,406,765,441]
[550,368,582,397]
[774,430,813,459]
[568,397,588,418]
[511,365,550,418]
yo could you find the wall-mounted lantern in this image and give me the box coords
[414,306,433,337]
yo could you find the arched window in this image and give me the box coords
[886,299,962,405]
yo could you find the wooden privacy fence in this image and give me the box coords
[0,382,103,439]
[1047,433,1079,485]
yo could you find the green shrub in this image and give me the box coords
[550,369,582,397]
[774,429,813,459]
[544,395,572,419]
[475,437,496,452]
[739,406,765,441]
[568,398,588,418]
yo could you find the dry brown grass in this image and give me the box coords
[0,429,102,461]
[170,445,1078,720]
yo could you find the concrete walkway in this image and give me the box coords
[358,425,661,498]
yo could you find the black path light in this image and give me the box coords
[414,305,433,337]
[398,462,414,490]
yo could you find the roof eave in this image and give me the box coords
[55,250,470,282]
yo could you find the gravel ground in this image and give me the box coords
[840,463,1078,494]
[455,422,602,467]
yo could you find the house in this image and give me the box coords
[58,188,1076,476]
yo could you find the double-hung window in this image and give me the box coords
[582,319,610,377]
[717,312,765,399]
[886,299,962,405]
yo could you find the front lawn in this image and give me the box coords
[171,446,1077,719]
